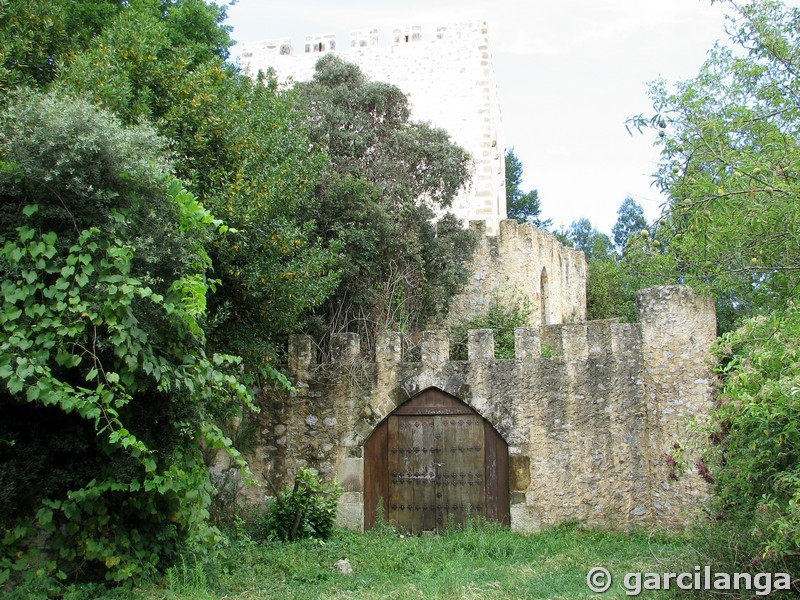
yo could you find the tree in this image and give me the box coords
[629,0,800,572]
[557,204,673,322]
[36,1,341,375]
[0,0,349,589]
[0,0,124,93]
[504,148,551,228]
[293,55,477,353]
[0,90,253,586]
[611,196,647,253]
[557,218,614,261]
[630,0,800,321]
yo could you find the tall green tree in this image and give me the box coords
[504,148,551,228]
[294,55,477,352]
[611,196,648,254]
[557,202,671,322]
[0,0,124,93]
[557,218,614,261]
[41,1,340,373]
[630,0,800,573]
[630,0,800,320]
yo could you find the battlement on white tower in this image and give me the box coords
[239,21,506,234]
[241,22,492,57]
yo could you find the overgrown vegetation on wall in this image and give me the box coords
[448,297,532,360]
[0,0,474,590]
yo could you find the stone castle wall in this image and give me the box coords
[240,21,507,234]
[450,220,588,328]
[238,285,717,532]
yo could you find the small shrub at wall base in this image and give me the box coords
[261,468,342,542]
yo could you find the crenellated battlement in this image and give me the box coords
[240,21,490,59]
[288,320,638,371]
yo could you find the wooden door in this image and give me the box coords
[365,388,509,533]
[387,414,486,533]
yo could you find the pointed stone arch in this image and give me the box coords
[363,387,509,533]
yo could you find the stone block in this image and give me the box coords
[514,327,540,360]
[337,457,363,493]
[331,332,360,362]
[510,503,541,533]
[422,330,449,365]
[509,455,531,491]
[336,492,363,531]
[468,329,494,360]
[288,334,315,373]
[376,331,403,364]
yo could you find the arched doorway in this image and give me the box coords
[364,388,509,534]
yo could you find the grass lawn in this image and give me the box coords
[126,523,698,600]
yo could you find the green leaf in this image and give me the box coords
[4,307,22,321]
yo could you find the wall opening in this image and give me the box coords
[363,388,509,534]
[540,267,550,325]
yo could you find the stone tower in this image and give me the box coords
[240,21,507,234]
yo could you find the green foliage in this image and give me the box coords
[611,196,647,254]
[0,91,254,587]
[49,0,340,374]
[630,0,800,320]
[557,218,614,262]
[702,305,800,567]
[157,67,340,372]
[558,217,633,321]
[0,89,214,297]
[50,0,232,124]
[165,556,214,600]
[584,258,637,322]
[559,200,679,322]
[504,148,551,228]
[449,297,533,360]
[0,0,123,93]
[262,468,342,542]
[294,55,477,353]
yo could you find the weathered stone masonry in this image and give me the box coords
[449,219,587,327]
[247,285,716,532]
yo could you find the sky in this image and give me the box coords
[223,0,740,234]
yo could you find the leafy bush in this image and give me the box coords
[263,468,342,542]
[449,297,532,360]
[0,90,254,588]
[702,304,800,570]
